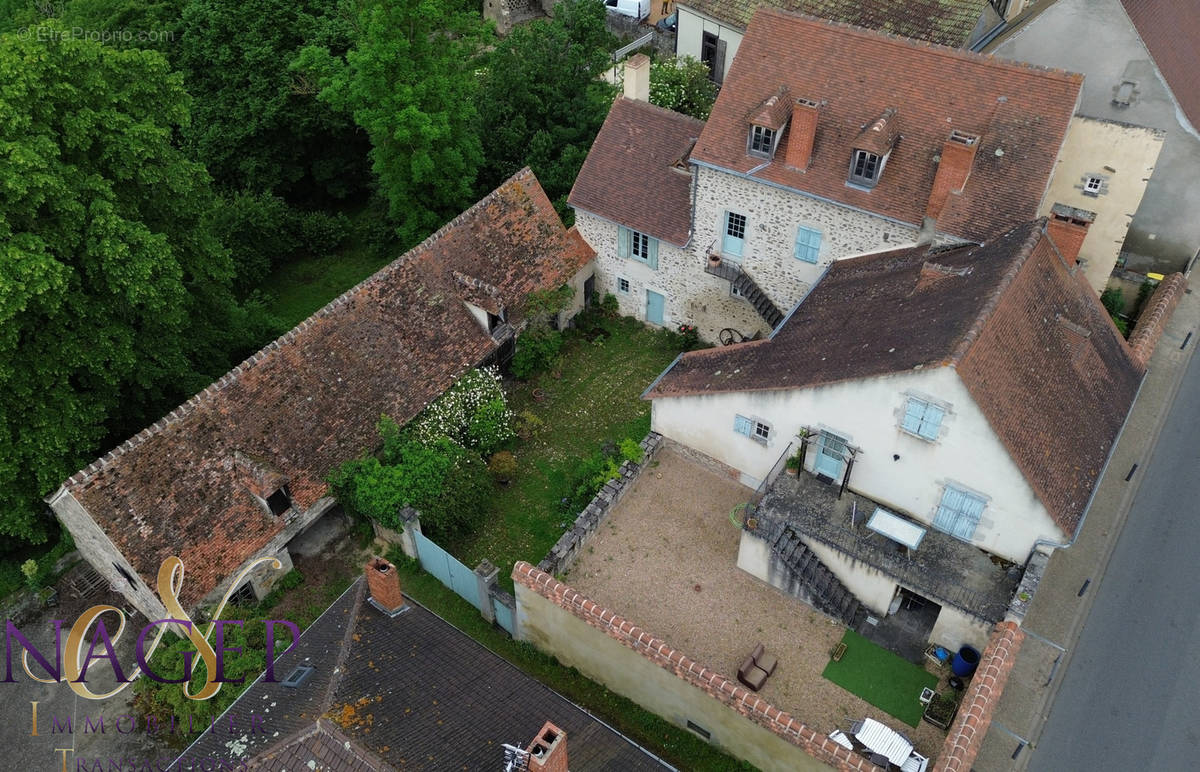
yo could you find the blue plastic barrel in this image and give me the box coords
[951,645,981,677]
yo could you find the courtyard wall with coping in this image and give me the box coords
[512,561,883,772]
[537,432,663,577]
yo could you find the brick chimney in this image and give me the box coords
[623,54,650,102]
[526,722,567,772]
[926,130,979,219]
[785,98,820,170]
[1046,203,1095,268]
[365,557,407,616]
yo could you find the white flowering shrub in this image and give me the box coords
[410,366,515,455]
[649,55,718,120]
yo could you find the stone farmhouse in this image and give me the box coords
[675,0,1021,85]
[571,10,1159,342]
[643,218,1146,651]
[46,169,595,621]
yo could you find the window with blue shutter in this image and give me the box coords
[733,415,752,436]
[901,397,945,440]
[933,485,986,541]
[794,226,821,263]
[723,211,746,258]
[618,226,658,269]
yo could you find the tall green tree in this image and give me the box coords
[0,26,249,544]
[475,0,615,214]
[295,0,488,243]
[178,0,369,202]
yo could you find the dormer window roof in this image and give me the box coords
[745,86,791,159]
[848,107,899,188]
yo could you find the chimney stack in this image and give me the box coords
[926,130,979,219]
[365,557,407,616]
[1046,204,1094,269]
[785,98,820,170]
[623,54,650,102]
[526,722,567,772]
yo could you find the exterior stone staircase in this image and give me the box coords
[771,525,861,626]
[704,259,785,328]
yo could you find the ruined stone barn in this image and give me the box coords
[46,169,595,620]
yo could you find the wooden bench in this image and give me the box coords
[736,643,778,691]
[830,642,847,662]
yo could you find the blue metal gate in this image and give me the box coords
[492,596,514,634]
[414,530,481,611]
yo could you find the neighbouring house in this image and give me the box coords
[574,10,1131,342]
[45,169,594,621]
[642,218,1145,652]
[990,0,1200,277]
[675,0,1029,84]
[175,561,669,770]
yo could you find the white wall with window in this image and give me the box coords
[650,364,1062,562]
[674,5,743,84]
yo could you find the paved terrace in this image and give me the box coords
[757,472,1023,624]
[565,447,949,761]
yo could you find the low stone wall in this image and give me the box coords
[512,561,882,772]
[1128,272,1187,367]
[537,432,663,576]
[932,621,1024,772]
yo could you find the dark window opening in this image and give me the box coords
[487,311,502,332]
[686,720,711,739]
[113,562,137,589]
[266,487,291,516]
[229,583,256,607]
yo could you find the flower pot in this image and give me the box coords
[785,467,798,476]
[708,254,722,267]
[532,388,546,402]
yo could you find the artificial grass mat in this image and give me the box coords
[821,630,937,727]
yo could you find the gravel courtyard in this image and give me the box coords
[564,446,946,760]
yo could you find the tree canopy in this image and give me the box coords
[475,0,615,213]
[296,0,489,243]
[0,26,256,543]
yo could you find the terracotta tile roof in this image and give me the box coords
[180,581,669,770]
[1120,0,1200,130]
[647,219,1143,534]
[569,97,705,247]
[680,0,993,47]
[691,10,1082,242]
[57,169,593,607]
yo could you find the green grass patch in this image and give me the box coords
[389,553,753,771]
[822,630,937,727]
[450,317,684,589]
[263,242,394,330]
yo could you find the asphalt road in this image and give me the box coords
[1030,346,1200,770]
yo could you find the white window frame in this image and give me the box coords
[617,277,630,294]
[752,420,771,442]
[900,396,946,441]
[749,125,776,157]
[723,211,747,258]
[849,149,885,188]
[933,483,987,541]
[733,414,771,444]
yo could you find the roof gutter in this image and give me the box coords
[641,352,684,400]
[970,20,1008,52]
[1028,369,1146,560]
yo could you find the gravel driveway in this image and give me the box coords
[565,446,946,760]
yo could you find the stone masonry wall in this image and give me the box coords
[1128,272,1188,367]
[691,165,920,310]
[932,621,1025,772]
[538,432,663,576]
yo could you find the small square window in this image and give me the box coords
[731,284,744,298]
[1083,175,1103,196]
[901,397,944,441]
[753,421,770,441]
[749,125,775,156]
[617,277,630,294]
[266,487,291,516]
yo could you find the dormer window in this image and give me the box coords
[749,125,776,157]
[266,486,291,516]
[849,149,883,187]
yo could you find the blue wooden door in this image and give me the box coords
[815,431,848,480]
[645,290,665,325]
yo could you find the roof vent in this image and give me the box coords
[280,665,315,688]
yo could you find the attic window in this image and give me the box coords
[281,665,316,688]
[229,582,257,607]
[748,125,776,158]
[266,487,291,516]
[849,150,883,188]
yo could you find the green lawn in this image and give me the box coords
[263,242,395,330]
[390,552,754,771]
[822,630,938,727]
[451,317,685,590]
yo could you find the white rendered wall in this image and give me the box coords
[652,366,1064,562]
[675,7,743,82]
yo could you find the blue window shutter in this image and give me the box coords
[902,399,924,434]
[795,226,821,263]
[919,404,945,440]
[617,226,631,258]
[734,415,752,436]
[647,237,659,270]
